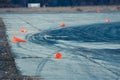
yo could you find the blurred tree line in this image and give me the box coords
[0,0,120,7]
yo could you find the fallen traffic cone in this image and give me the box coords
[12,36,26,43]
[60,22,65,27]
[54,52,62,59]
[21,28,27,33]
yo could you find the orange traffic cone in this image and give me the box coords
[97,8,101,13]
[54,52,62,59]
[21,28,27,33]
[60,22,65,27]
[105,19,110,23]
[12,36,26,43]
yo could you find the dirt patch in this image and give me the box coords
[0,18,40,80]
[0,6,120,12]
